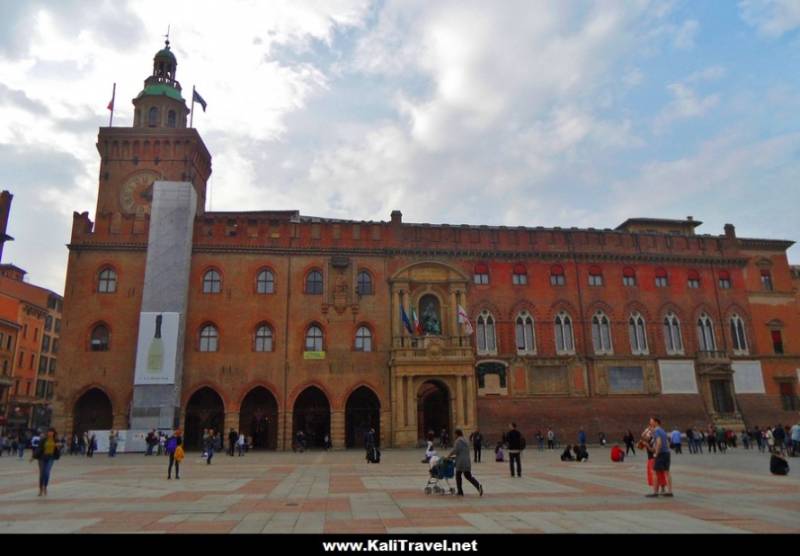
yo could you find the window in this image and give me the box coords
[202,270,222,294]
[355,326,372,352]
[588,266,603,287]
[473,263,489,285]
[719,270,731,289]
[512,264,528,285]
[760,269,773,291]
[256,269,275,294]
[687,269,700,289]
[42,335,50,353]
[779,382,798,411]
[515,312,535,354]
[305,324,323,352]
[36,380,46,398]
[46,381,54,400]
[54,319,61,334]
[628,313,648,355]
[771,329,784,354]
[554,312,575,354]
[199,325,219,352]
[49,358,56,375]
[254,324,273,352]
[357,271,373,295]
[6,335,10,350]
[167,110,176,128]
[697,314,716,351]
[730,314,748,354]
[38,356,48,374]
[591,311,613,354]
[550,264,565,286]
[148,106,159,127]
[622,267,636,287]
[663,313,683,355]
[45,316,53,331]
[476,311,497,354]
[90,325,110,351]
[52,338,59,354]
[305,270,323,294]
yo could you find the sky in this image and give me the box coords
[0,0,798,294]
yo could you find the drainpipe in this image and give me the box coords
[283,255,292,450]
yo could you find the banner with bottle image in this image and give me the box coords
[134,312,180,385]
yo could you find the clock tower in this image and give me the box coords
[95,40,212,220]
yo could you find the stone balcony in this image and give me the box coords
[696,350,731,366]
[391,335,474,362]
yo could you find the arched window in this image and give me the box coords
[554,312,575,354]
[760,269,773,291]
[591,311,613,354]
[203,269,222,294]
[90,324,109,352]
[97,268,117,293]
[357,271,373,295]
[718,270,731,289]
[473,263,489,285]
[655,267,668,288]
[355,326,372,352]
[167,110,176,128]
[588,266,604,287]
[628,312,648,355]
[515,311,535,354]
[256,269,275,294]
[663,313,683,354]
[305,270,323,295]
[622,267,636,287]
[254,324,273,352]
[550,264,565,286]
[148,106,159,127]
[476,311,497,354]
[512,264,528,285]
[730,314,748,354]
[305,324,324,352]
[687,269,701,289]
[199,324,219,352]
[697,313,716,351]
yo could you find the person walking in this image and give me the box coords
[108,430,118,457]
[87,433,96,457]
[707,425,717,453]
[237,431,245,456]
[577,428,586,451]
[507,423,523,478]
[646,417,673,498]
[790,421,800,457]
[440,428,450,449]
[470,430,483,463]
[536,431,544,451]
[166,429,183,480]
[204,428,215,464]
[670,427,682,454]
[228,429,237,457]
[546,428,555,450]
[33,428,60,497]
[447,429,483,497]
[773,425,786,456]
[624,430,636,456]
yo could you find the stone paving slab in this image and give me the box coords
[0,448,797,534]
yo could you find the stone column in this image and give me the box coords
[331,409,345,449]
[280,411,291,451]
[224,411,240,434]
[450,289,458,339]
[407,376,417,440]
[112,412,127,431]
[466,375,476,427]
[392,289,401,340]
[456,374,464,427]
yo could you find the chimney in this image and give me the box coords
[391,210,402,225]
[0,191,13,263]
[724,223,736,239]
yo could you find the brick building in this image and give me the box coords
[0,193,63,436]
[53,43,800,449]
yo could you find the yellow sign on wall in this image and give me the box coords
[303,351,326,360]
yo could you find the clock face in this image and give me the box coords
[120,171,160,215]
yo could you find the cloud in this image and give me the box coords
[739,0,800,38]
[654,83,719,131]
[673,19,699,49]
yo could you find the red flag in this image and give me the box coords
[107,98,114,111]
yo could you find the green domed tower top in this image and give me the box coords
[132,39,189,128]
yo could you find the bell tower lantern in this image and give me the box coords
[132,39,189,129]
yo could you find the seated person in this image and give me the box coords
[770,453,789,476]
[610,445,625,462]
[428,451,441,471]
[574,444,589,462]
[495,441,505,462]
[560,445,575,461]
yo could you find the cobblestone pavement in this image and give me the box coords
[0,447,797,534]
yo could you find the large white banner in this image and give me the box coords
[732,361,766,394]
[134,312,180,385]
[658,360,698,394]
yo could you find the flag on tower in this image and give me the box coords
[192,88,207,112]
[457,305,474,335]
[400,305,414,335]
[107,83,116,126]
[412,307,422,335]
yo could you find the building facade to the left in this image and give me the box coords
[0,192,64,437]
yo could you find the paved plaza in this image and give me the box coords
[0,447,797,534]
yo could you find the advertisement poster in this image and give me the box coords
[134,312,180,385]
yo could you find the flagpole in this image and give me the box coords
[190,85,195,128]
[108,83,116,127]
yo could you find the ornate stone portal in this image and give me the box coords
[389,261,476,447]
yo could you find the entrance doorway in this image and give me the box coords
[292,386,330,448]
[345,386,380,448]
[239,387,278,450]
[73,388,113,435]
[184,387,225,450]
[711,380,735,414]
[417,380,450,444]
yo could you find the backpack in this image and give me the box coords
[175,445,185,462]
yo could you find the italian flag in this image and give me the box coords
[412,308,422,335]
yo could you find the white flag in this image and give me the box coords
[457,305,474,335]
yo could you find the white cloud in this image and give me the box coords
[654,83,719,131]
[739,0,800,38]
[673,19,699,49]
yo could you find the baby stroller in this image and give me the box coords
[425,457,456,495]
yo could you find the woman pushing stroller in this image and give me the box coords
[447,429,484,497]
